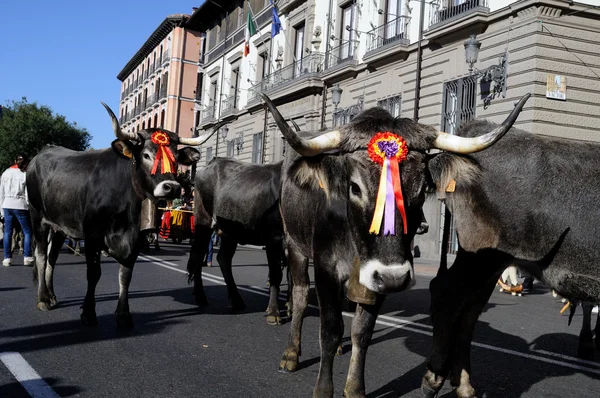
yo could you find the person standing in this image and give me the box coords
[0,154,33,266]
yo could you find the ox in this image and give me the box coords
[26,104,216,329]
[186,157,286,324]
[262,93,533,397]
[420,109,600,397]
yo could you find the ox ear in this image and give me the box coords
[178,147,201,165]
[111,139,135,159]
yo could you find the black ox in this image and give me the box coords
[261,93,543,397]
[421,107,600,398]
[26,104,215,329]
[186,157,286,324]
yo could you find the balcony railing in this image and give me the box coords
[221,95,239,114]
[159,84,168,100]
[366,16,411,52]
[263,53,325,92]
[162,50,171,65]
[202,105,216,122]
[430,0,489,27]
[325,42,358,69]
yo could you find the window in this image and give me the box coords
[210,79,218,117]
[160,109,165,127]
[196,72,203,100]
[227,140,235,157]
[252,132,263,163]
[230,67,240,108]
[377,95,402,117]
[206,147,213,164]
[257,52,268,81]
[154,113,158,128]
[385,0,405,40]
[293,23,305,77]
[340,3,356,60]
[439,76,477,255]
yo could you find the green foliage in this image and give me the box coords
[0,97,91,168]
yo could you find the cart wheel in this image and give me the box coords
[172,238,182,244]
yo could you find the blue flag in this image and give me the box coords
[270,0,282,37]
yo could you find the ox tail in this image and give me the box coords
[536,227,570,270]
[437,205,453,276]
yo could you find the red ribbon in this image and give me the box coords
[151,146,176,175]
[389,157,408,234]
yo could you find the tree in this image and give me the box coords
[0,98,91,168]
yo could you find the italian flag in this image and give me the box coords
[244,11,257,57]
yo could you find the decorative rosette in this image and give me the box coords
[367,132,409,235]
[150,131,176,175]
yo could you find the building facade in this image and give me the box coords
[117,14,205,142]
[182,0,600,259]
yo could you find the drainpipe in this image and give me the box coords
[262,106,268,163]
[176,26,187,137]
[321,83,327,130]
[413,0,426,121]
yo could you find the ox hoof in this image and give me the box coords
[336,344,343,356]
[279,350,299,373]
[194,294,209,307]
[80,312,98,326]
[421,380,439,398]
[230,297,246,312]
[266,310,281,325]
[117,313,134,331]
[50,296,59,308]
[342,389,366,398]
[37,301,52,311]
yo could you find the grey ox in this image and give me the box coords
[261,93,549,397]
[186,157,286,324]
[422,108,600,398]
[26,104,217,329]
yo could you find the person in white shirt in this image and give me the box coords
[0,154,33,266]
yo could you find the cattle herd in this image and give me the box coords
[17,92,600,397]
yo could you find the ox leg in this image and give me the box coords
[265,243,284,325]
[115,262,135,330]
[34,227,52,311]
[216,236,244,310]
[313,265,344,398]
[44,232,65,309]
[279,245,309,373]
[186,227,212,306]
[447,277,498,398]
[343,296,385,398]
[81,245,102,326]
[578,303,595,360]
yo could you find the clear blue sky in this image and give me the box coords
[0,0,205,150]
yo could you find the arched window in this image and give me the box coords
[142,120,146,130]
[154,113,158,127]
[160,109,165,127]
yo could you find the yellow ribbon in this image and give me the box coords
[369,157,389,234]
[161,148,173,174]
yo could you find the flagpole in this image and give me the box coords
[246,0,278,72]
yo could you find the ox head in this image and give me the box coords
[263,93,530,300]
[101,103,221,201]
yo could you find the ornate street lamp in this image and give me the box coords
[463,34,508,109]
[331,84,343,111]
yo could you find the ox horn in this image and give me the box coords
[433,93,531,154]
[179,121,227,146]
[101,102,138,141]
[262,93,341,156]
[290,119,301,132]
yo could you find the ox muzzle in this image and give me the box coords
[359,259,415,294]
[153,180,181,199]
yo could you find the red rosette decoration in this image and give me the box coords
[150,131,176,175]
[367,132,409,235]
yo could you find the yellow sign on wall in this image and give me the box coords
[546,74,567,101]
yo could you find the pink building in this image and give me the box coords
[117,14,205,141]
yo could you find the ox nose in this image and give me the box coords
[359,260,415,294]
[153,181,181,198]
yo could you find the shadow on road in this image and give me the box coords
[0,377,81,398]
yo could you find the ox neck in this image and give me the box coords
[130,160,148,202]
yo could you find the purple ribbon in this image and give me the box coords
[378,140,399,158]
[384,158,395,235]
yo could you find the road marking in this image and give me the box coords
[0,352,60,398]
[141,256,600,375]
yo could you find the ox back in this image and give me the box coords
[28,146,141,246]
[187,157,286,324]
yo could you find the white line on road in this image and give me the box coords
[0,352,60,398]
[141,255,600,375]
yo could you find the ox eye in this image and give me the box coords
[350,182,361,197]
[143,153,152,160]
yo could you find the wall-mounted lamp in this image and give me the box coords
[219,125,229,141]
[331,84,343,111]
[464,34,508,109]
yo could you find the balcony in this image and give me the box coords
[162,50,171,65]
[202,105,216,123]
[366,16,410,53]
[263,53,324,93]
[325,42,359,71]
[220,95,239,117]
[430,0,489,28]
[158,84,168,101]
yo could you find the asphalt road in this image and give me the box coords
[1,242,600,398]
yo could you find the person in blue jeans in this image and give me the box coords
[206,230,221,267]
[0,154,33,266]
